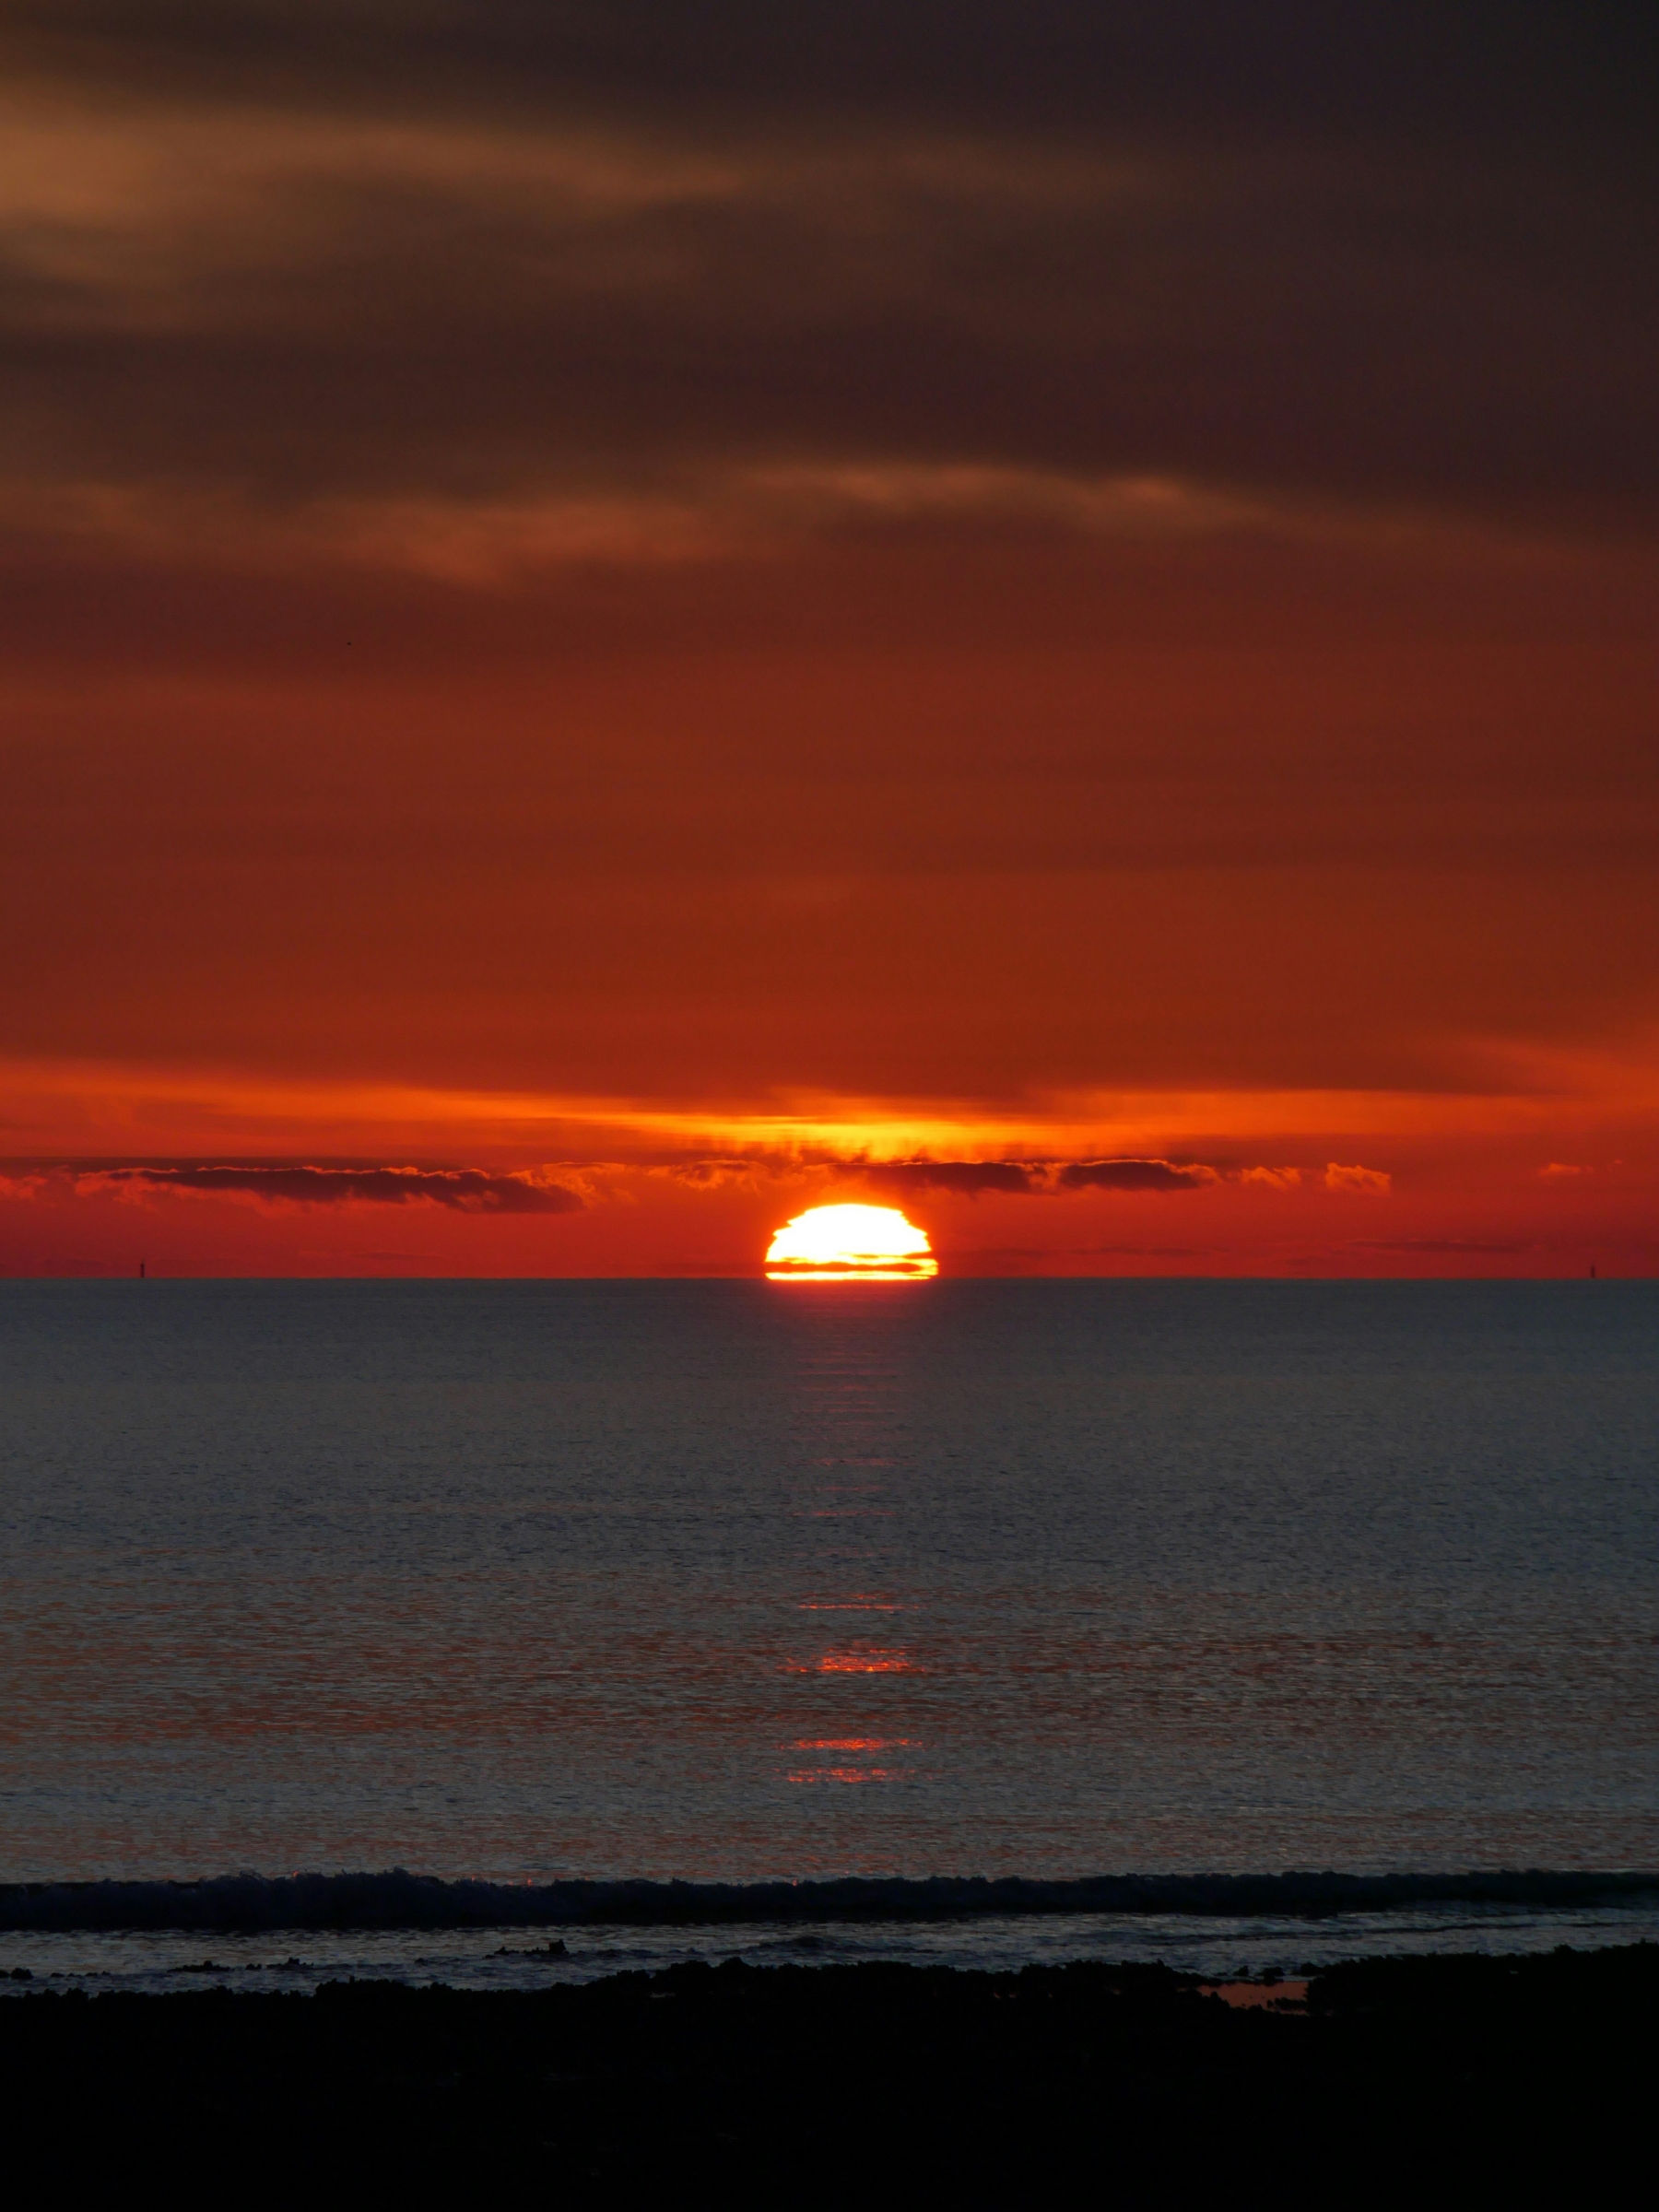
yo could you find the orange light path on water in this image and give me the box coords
[793,1739,915,1750]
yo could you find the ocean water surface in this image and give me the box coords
[3,1279,1655,1965]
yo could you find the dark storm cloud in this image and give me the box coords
[4,6,1656,527]
[842,1159,1221,1196]
[64,1165,582,1212]
[859,1160,1045,1199]
[1056,1159,1214,1193]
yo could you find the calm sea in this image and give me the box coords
[4,1279,1656,1982]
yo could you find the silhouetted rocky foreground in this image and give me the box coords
[5,1947,1653,2201]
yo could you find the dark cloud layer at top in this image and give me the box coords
[4,5,1655,528]
[15,5,1656,145]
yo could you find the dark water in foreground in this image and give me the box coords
[3,1279,1655,1969]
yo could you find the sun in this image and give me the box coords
[766,1203,938,1280]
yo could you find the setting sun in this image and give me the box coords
[765,1203,937,1280]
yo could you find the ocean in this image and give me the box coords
[4,1277,1656,1986]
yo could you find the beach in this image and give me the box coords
[6,1946,1653,2200]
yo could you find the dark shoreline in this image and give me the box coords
[7,1946,1654,2201]
[5,1865,1654,1931]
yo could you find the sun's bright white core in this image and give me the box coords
[766,1203,937,1281]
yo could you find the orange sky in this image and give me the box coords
[4,7,1656,1277]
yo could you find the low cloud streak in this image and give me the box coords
[62,1164,582,1213]
[847,1158,1311,1197]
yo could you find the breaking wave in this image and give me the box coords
[3,1869,1656,1934]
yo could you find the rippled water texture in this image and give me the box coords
[2,1280,1655,1882]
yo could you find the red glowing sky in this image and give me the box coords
[4,7,1657,1276]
